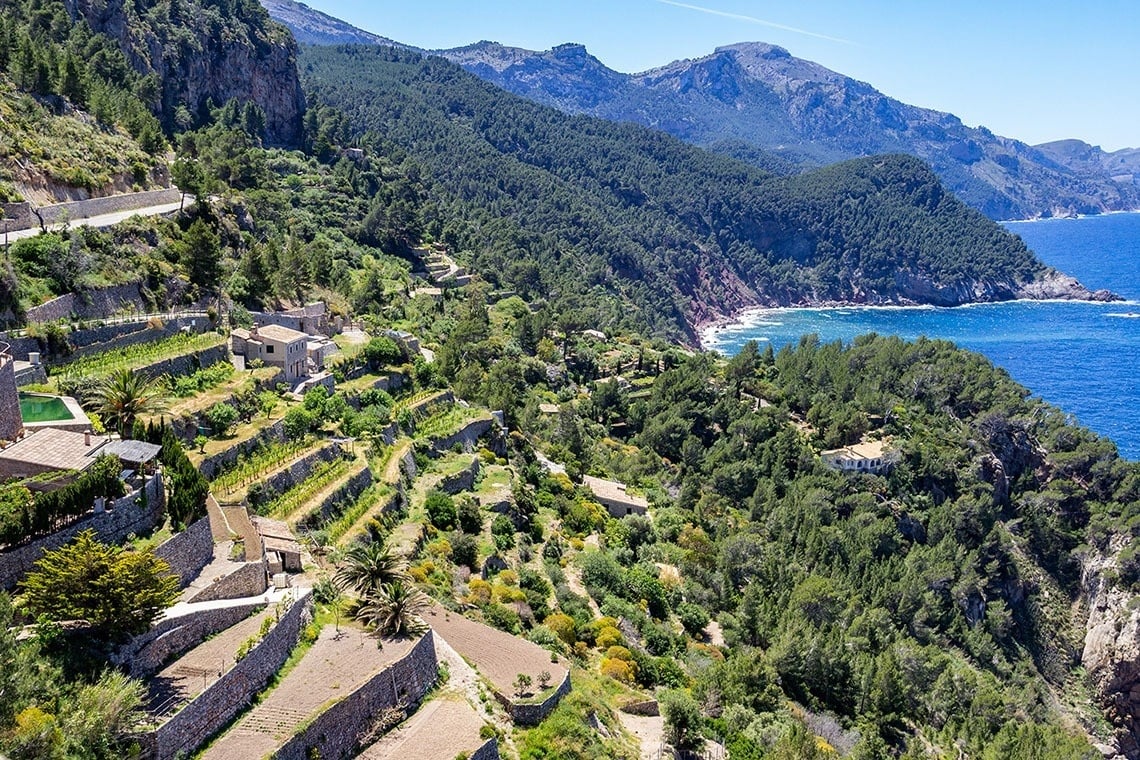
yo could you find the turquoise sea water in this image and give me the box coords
[703,212,1140,459]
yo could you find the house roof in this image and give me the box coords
[583,475,649,508]
[232,328,252,340]
[0,428,108,472]
[254,324,309,344]
[99,439,163,465]
[822,440,890,460]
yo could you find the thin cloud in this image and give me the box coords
[655,0,856,45]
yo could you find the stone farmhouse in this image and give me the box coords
[583,474,649,518]
[231,324,310,381]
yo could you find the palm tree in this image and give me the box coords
[355,580,430,637]
[333,542,406,596]
[94,368,165,438]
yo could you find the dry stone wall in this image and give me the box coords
[255,443,343,503]
[499,670,572,726]
[429,418,503,457]
[155,517,213,589]
[3,188,182,232]
[272,630,439,760]
[0,473,165,589]
[118,600,266,678]
[0,352,21,442]
[199,419,287,480]
[299,466,374,529]
[439,456,480,495]
[135,343,229,382]
[186,560,267,603]
[137,589,314,760]
[469,739,502,760]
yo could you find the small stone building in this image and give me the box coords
[232,324,309,381]
[583,475,649,518]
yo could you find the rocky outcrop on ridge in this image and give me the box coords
[67,0,305,146]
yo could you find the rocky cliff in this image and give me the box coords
[67,0,305,146]
[1083,542,1140,759]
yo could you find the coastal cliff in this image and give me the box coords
[1083,543,1140,759]
[66,0,304,145]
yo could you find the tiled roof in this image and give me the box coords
[0,428,108,471]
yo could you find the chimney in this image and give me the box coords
[84,430,91,446]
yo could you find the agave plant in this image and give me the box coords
[355,579,430,637]
[333,542,406,596]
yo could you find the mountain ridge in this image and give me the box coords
[256,0,1139,221]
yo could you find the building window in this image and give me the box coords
[266,345,275,354]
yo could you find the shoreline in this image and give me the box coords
[1002,207,1140,224]
[696,296,1139,351]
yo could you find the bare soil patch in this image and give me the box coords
[424,604,567,701]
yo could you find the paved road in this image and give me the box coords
[4,200,185,241]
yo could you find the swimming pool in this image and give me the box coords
[19,393,79,423]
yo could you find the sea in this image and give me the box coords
[701,212,1140,459]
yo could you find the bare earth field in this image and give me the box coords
[423,604,567,700]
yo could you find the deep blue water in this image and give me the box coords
[703,212,1140,459]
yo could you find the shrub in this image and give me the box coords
[425,490,457,530]
[283,406,316,440]
[451,533,478,570]
[677,601,711,637]
[204,402,239,437]
[457,496,483,534]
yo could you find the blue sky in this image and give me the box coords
[302,1,1140,151]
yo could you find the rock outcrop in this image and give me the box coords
[66,0,304,146]
[1083,542,1140,758]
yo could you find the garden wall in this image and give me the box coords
[298,466,374,529]
[117,600,266,678]
[0,473,165,589]
[155,517,214,589]
[186,560,267,604]
[469,739,502,760]
[137,589,314,760]
[272,630,439,760]
[198,419,286,480]
[499,670,572,726]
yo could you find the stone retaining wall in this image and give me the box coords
[499,670,572,726]
[134,342,229,382]
[0,352,20,442]
[137,589,314,760]
[155,517,214,589]
[253,443,342,504]
[0,473,165,589]
[4,188,182,232]
[272,630,439,760]
[469,738,502,760]
[27,282,153,324]
[167,368,285,444]
[299,466,374,530]
[1,201,34,230]
[429,418,498,457]
[439,456,481,495]
[117,600,266,678]
[620,699,660,716]
[186,560,267,604]
[65,318,212,362]
[199,419,286,480]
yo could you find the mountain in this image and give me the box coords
[258,0,406,47]
[299,45,1113,342]
[436,40,1140,221]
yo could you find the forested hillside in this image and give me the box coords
[298,45,1106,341]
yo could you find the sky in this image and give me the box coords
[301,1,1140,151]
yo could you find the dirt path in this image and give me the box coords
[617,712,666,760]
